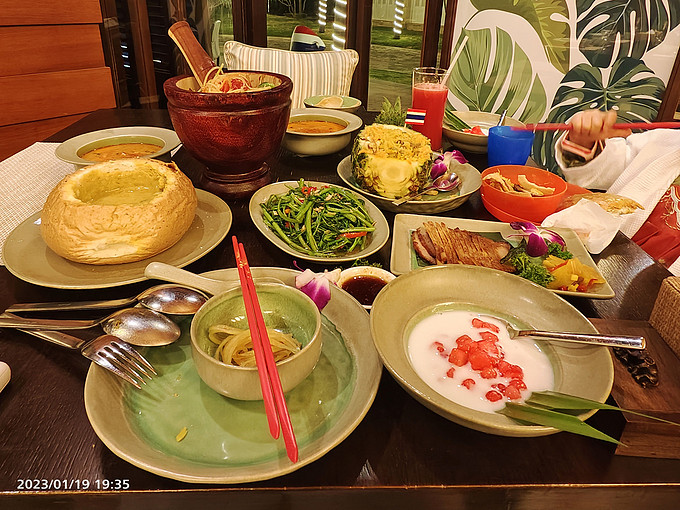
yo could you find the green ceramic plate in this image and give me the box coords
[370,264,614,437]
[336,155,482,214]
[249,181,390,263]
[2,190,232,289]
[389,214,615,299]
[84,267,382,484]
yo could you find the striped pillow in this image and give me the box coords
[223,41,359,108]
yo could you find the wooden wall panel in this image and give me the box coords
[0,114,88,161]
[0,68,116,127]
[0,0,102,26]
[0,26,105,77]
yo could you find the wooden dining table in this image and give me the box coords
[1,108,679,509]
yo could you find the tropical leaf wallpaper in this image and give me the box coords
[445,0,680,173]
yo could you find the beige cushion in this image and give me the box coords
[223,41,359,108]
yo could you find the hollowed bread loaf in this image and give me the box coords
[41,159,197,265]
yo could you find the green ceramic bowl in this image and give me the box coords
[282,108,363,156]
[191,283,322,400]
[370,264,614,437]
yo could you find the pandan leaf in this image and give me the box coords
[498,403,623,444]
[528,391,680,427]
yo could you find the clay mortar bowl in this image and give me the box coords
[164,72,293,198]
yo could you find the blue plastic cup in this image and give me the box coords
[487,126,534,166]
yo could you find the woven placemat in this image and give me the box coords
[650,276,680,358]
[0,143,74,265]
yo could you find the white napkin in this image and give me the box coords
[541,199,622,254]
[0,143,74,265]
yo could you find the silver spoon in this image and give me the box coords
[392,172,460,206]
[481,315,645,350]
[0,308,181,347]
[6,284,209,315]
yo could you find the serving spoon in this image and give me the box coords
[5,284,209,315]
[392,172,460,206]
[0,308,181,347]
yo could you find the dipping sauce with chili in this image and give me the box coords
[340,275,388,306]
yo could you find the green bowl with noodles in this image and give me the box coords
[190,283,322,400]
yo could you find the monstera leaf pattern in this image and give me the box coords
[472,0,571,73]
[533,58,665,174]
[577,0,680,68]
[447,28,547,123]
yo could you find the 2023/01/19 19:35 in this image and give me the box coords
[16,478,131,490]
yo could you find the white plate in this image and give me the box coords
[336,156,482,214]
[249,180,389,263]
[84,267,382,484]
[55,126,181,167]
[389,214,615,299]
[2,190,232,289]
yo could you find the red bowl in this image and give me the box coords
[164,73,293,198]
[480,165,567,222]
[481,195,538,224]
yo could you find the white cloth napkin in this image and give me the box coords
[0,143,74,265]
[541,199,622,254]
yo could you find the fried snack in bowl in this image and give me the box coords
[480,165,567,223]
[40,158,197,265]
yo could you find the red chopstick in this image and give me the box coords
[232,236,299,463]
[512,122,680,132]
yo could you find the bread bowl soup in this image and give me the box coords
[41,159,197,265]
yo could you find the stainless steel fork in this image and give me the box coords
[20,328,157,389]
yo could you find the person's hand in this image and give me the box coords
[567,110,632,149]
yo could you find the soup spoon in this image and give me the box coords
[144,262,284,295]
[5,284,209,315]
[0,308,181,347]
[392,172,460,206]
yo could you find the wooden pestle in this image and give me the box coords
[168,21,217,88]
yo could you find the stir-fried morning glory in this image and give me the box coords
[260,180,376,257]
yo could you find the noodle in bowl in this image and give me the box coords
[190,282,323,400]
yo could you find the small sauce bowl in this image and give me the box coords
[336,266,396,310]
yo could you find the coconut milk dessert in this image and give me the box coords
[408,310,554,413]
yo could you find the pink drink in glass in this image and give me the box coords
[411,74,448,150]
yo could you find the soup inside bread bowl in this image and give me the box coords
[40,158,197,265]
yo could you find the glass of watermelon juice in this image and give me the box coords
[411,67,448,151]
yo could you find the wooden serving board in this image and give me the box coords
[591,318,680,459]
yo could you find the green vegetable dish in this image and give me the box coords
[260,180,376,257]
